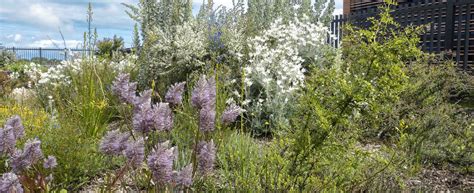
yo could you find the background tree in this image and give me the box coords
[96,36,125,59]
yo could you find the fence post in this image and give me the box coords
[445,0,455,51]
[64,49,67,61]
[39,47,42,65]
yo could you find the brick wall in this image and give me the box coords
[343,0,351,14]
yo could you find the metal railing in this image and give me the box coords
[2,47,96,65]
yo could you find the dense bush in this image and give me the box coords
[340,2,473,171]
[96,35,125,60]
[0,103,112,191]
[0,49,16,67]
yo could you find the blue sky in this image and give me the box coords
[0,0,343,48]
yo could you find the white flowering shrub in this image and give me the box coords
[139,21,206,89]
[23,60,76,87]
[244,16,330,134]
[109,54,138,73]
[9,87,35,104]
[22,55,137,88]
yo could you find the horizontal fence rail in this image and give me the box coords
[330,0,474,74]
[2,47,96,65]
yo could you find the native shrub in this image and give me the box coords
[244,16,331,135]
[0,50,16,67]
[341,1,474,171]
[96,35,125,60]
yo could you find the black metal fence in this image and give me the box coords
[2,47,96,64]
[330,0,474,74]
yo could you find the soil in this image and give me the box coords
[406,167,474,191]
[359,143,474,191]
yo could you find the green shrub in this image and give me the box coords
[0,103,115,191]
[96,35,125,60]
[339,1,473,171]
[0,49,16,67]
[394,59,474,170]
[273,69,411,191]
[337,6,473,170]
[31,121,115,190]
[216,131,264,191]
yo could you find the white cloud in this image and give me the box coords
[28,39,82,48]
[14,34,22,42]
[0,0,134,31]
[0,1,64,29]
[333,8,343,16]
[27,4,63,28]
[5,34,22,43]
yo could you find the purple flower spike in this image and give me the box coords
[5,115,24,140]
[199,105,215,132]
[0,172,23,193]
[221,103,244,125]
[197,140,216,176]
[99,130,130,156]
[10,138,43,172]
[112,73,137,104]
[154,103,174,132]
[22,138,43,164]
[191,77,207,108]
[43,156,57,169]
[125,138,145,168]
[191,76,216,109]
[175,164,193,187]
[147,141,175,184]
[0,125,17,156]
[165,82,186,106]
[133,89,152,109]
[132,104,155,134]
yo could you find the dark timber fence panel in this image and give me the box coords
[330,0,474,74]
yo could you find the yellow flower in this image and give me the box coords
[96,100,108,110]
[0,104,48,132]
